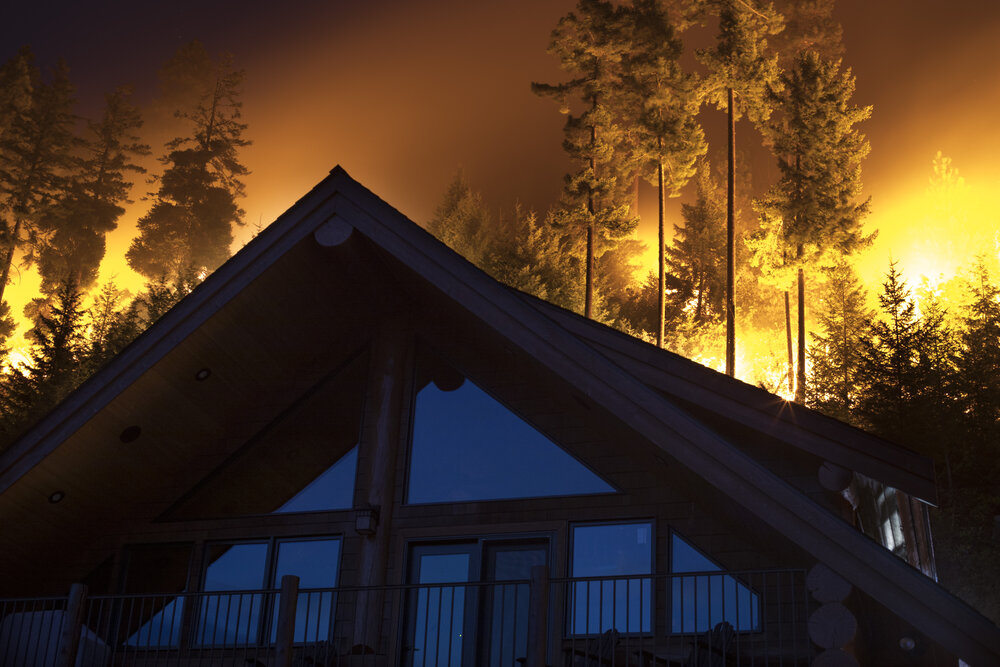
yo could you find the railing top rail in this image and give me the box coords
[1,566,807,604]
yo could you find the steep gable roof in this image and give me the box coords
[0,167,996,664]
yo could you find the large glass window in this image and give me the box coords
[670,534,759,633]
[124,537,341,648]
[407,353,615,504]
[569,522,652,634]
[197,538,342,647]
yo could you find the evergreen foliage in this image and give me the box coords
[127,42,250,282]
[620,0,706,345]
[533,0,638,318]
[0,54,78,308]
[36,87,149,295]
[805,261,871,421]
[666,160,726,323]
[696,0,784,375]
[854,263,955,457]
[0,278,88,445]
[758,49,872,400]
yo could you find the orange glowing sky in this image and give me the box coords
[3,0,1000,355]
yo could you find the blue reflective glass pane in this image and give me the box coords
[408,380,614,503]
[275,446,357,513]
[413,554,469,666]
[271,539,341,643]
[670,535,759,633]
[570,523,652,634]
[488,549,546,667]
[125,598,185,647]
[197,543,268,646]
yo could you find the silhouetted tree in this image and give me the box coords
[805,261,870,421]
[0,55,77,309]
[127,42,249,283]
[666,160,726,324]
[0,278,88,446]
[36,86,148,294]
[855,263,954,458]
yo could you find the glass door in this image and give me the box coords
[405,544,476,667]
[481,541,549,667]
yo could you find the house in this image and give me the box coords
[0,167,997,666]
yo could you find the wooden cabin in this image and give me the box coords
[0,167,997,666]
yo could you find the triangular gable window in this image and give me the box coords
[165,353,365,519]
[406,354,615,504]
[671,533,760,633]
[274,445,358,513]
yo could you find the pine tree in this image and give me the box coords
[855,263,955,458]
[483,204,583,311]
[533,0,637,319]
[666,160,726,324]
[426,170,492,267]
[697,0,784,376]
[772,0,843,68]
[0,277,88,448]
[621,0,706,346]
[36,86,149,294]
[760,50,872,402]
[805,261,871,422]
[951,259,1000,458]
[0,49,32,142]
[0,55,78,308]
[127,42,249,282]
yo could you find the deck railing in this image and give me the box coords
[0,568,812,666]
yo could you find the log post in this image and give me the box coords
[275,574,300,667]
[56,583,87,667]
[353,321,409,651]
[526,565,550,667]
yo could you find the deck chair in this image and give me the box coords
[685,622,736,667]
[572,628,621,666]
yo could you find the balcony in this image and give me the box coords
[0,569,813,666]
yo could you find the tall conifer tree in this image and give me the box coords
[533,0,637,319]
[127,42,249,283]
[761,50,872,402]
[0,56,77,309]
[622,0,706,346]
[697,0,783,376]
[36,86,148,294]
[805,261,870,421]
[666,160,726,324]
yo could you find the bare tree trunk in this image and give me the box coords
[585,97,597,320]
[657,149,666,348]
[785,289,794,394]
[725,87,736,377]
[0,216,23,307]
[796,266,806,403]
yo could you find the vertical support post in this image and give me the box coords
[57,583,87,667]
[353,321,409,651]
[275,574,300,667]
[526,565,550,667]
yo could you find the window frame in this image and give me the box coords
[667,530,762,635]
[403,346,619,506]
[566,519,655,637]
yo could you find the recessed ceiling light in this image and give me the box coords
[195,368,211,381]
[119,425,142,443]
[48,491,65,504]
